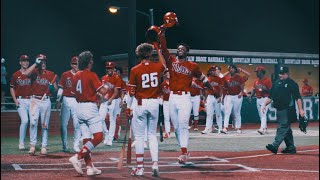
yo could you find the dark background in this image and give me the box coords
[1,0,319,77]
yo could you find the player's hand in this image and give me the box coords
[299,109,305,117]
[237,68,242,72]
[261,105,266,114]
[35,57,43,64]
[126,108,133,119]
[221,98,225,105]
[107,99,112,106]
[238,93,243,98]
[217,97,221,103]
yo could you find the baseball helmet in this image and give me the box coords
[19,55,29,61]
[145,25,160,43]
[106,61,115,68]
[163,12,178,28]
[71,56,78,64]
[207,65,216,75]
[254,66,265,72]
[36,54,47,61]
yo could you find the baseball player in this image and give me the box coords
[221,65,250,134]
[301,79,313,97]
[10,55,32,150]
[189,77,204,131]
[249,66,272,135]
[69,51,109,176]
[159,29,213,164]
[1,58,7,111]
[24,54,58,155]
[57,56,81,152]
[126,43,165,176]
[99,62,121,146]
[160,69,171,138]
[201,66,224,134]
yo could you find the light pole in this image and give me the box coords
[108,3,154,75]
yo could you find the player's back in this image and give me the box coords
[130,61,164,99]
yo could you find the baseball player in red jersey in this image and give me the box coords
[301,79,313,97]
[159,29,213,164]
[221,64,250,134]
[189,77,204,131]
[113,66,126,141]
[57,56,81,152]
[160,69,171,138]
[68,51,109,176]
[126,43,165,177]
[24,54,58,155]
[202,66,224,134]
[10,55,32,150]
[249,66,272,135]
[99,62,121,146]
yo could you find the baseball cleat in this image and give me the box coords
[69,154,84,175]
[201,128,212,134]
[220,128,228,134]
[178,152,190,164]
[73,145,80,152]
[131,167,144,176]
[40,147,47,155]
[257,129,264,135]
[87,165,102,176]
[193,128,199,131]
[28,146,36,155]
[19,143,25,150]
[152,163,159,177]
[263,128,268,134]
[266,144,278,154]
[163,132,170,138]
[106,139,113,146]
[281,147,296,154]
[236,129,242,134]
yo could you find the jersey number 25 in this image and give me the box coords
[141,73,158,88]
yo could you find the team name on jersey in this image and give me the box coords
[16,78,31,86]
[36,77,49,85]
[227,80,240,87]
[210,81,219,87]
[162,86,170,94]
[104,82,115,89]
[172,62,191,76]
[255,83,266,90]
[66,77,72,88]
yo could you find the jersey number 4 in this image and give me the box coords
[141,73,158,88]
[76,80,82,94]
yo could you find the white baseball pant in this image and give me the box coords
[205,95,222,130]
[76,102,102,137]
[99,100,116,141]
[163,100,171,133]
[17,97,31,145]
[256,97,270,129]
[223,95,243,129]
[190,95,200,120]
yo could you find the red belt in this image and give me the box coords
[172,91,190,95]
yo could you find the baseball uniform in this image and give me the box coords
[301,85,313,97]
[160,79,171,135]
[189,79,204,130]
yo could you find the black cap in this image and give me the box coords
[279,66,289,74]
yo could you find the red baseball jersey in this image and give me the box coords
[118,78,127,97]
[190,79,204,96]
[253,77,272,98]
[101,74,121,99]
[301,85,313,96]
[128,60,165,99]
[223,74,248,95]
[30,69,56,96]
[58,70,77,97]
[160,79,170,101]
[166,56,203,92]
[72,69,103,103]
[206,75,223,97]
[10,70,32,97]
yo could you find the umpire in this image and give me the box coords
[261,66,305,154]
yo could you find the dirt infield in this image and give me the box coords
[1,145,318,180]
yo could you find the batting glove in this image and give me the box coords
[35,57,43,64]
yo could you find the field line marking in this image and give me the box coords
[12,164,22,170]
[258,168,319,173]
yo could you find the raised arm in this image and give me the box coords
[158,29,171,62]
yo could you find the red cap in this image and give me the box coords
[36,54,47,60]
[71,56,78,64]
[19,55,29,61]
[303,78,308,82]
[106,62,115,68]
[209,65,216,71]
[254,66,265,72]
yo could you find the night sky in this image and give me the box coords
[1,0,319,77]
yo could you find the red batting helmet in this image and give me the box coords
[71,56,78,64]
[163,12,178,28]
[19,55,29,61]
[254,66,265,72]
[36,54,47,61]
[106,62,115,68]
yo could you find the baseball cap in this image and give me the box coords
[36,54,47,61]
[71,56,78,64]
[279,66,289,74]
[106,61,115,68]
[254,66,265,72]
[19,55,29,61]
[303,78,308,82]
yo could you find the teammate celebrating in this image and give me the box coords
[24,54,58,155]
[201,66,224,134]
[249,66,272,135]
[159,29,213,164]
[68,51,109,176]
[10,55,32,150]
[57,56,81,152]
[126,43,165,176]
[189,77,204,131]
[99,61,121,146]
[221,64,250,134]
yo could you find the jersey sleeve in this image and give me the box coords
[10,73,17,88]
[90,73,103,92]
[58,73,66,88]
[128,69,137,87]
[291,81,301,100]
[192,63,203,79]
[115,76,122,89]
